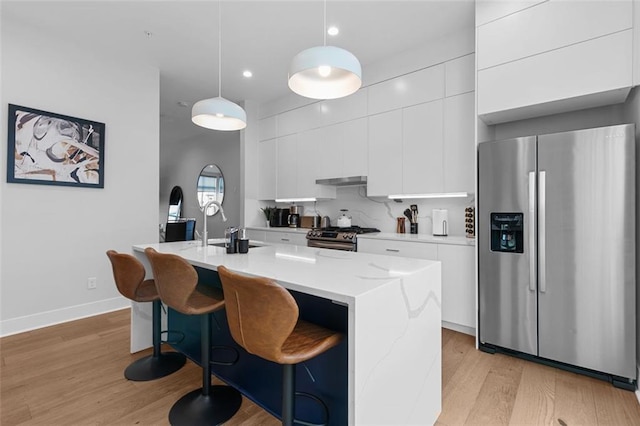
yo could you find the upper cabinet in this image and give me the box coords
[319,89,368,127]
[368,100,445,197]
[257,54,474,200]
[319,118,368,179]
[445,54,475,97]
[478,1,632,70]
[368,64,445,115]
[477,0,634,124]
[277,103,322,137]
[258,115,277,141]
[275,132,336,201]
[257,138,277,201]
[444,92,475,194]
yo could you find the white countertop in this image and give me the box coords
[133,240,439,304]
[358,232,475,246]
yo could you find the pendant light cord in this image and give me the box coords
[323,0,327,46]
[218,0,222,98]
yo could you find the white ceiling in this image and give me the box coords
[3,0,475,143]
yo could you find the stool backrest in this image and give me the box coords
[144,247,199,314]
[106,250,146,301]
[217,266,299,363]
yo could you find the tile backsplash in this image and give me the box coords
[266,186,475,237]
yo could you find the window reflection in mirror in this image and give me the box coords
[197,164,225,216]
[168,186,183,222]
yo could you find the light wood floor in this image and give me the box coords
[1,309,639,425]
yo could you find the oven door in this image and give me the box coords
[307,239,355,251]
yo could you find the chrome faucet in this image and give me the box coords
[202,200,227,246]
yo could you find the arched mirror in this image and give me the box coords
[197,164,225,216]
[167,186,183,222]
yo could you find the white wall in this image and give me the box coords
[159,129,241,240]
[0,19,160,336]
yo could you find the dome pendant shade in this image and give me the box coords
[191,97,247,131]
[288,46,362,100]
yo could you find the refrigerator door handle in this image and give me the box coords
[529,171,537,292]
[539,170,546,293]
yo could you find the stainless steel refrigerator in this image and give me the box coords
[478,124,637,389]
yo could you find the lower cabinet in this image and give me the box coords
[264,230,308,246]
[438,245,475,332]
[358,238,476,335]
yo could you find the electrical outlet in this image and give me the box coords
[87,277,97,289]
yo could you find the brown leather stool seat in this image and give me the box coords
[217,265,343,426]
[144,248,241,426]
[106,250,186,381]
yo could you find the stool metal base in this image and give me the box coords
[169,386,242,426]
[124,351,186,382]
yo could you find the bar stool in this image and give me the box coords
[144,248,242,426]
[217,265,343,426]
[106,250,186,381]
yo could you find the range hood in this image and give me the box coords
[315,176,367,186]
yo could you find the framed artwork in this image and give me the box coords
[7,104,105,188]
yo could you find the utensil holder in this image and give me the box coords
[410,223,418,234]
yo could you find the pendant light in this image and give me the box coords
[288,0,362,100]
[192,1,247,131]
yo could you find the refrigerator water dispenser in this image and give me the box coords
[490,213,523,253]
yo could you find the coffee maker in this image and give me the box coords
[288,205,303,228]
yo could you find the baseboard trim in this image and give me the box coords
[0,297,130,337]
[442,320,475,337]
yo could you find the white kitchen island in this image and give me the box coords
[131,240,441,425]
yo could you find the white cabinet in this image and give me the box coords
[320,118,368,179]
[258,116,277,141]
[477,0,632,70]
[403,100,444,195]
[257,138,277,201]
[368,100,445,197]
[275,133,336,200]
[277,103,322,137]
[264,230,307,246]
[475,0,546,27]
[445,54,475,97]
[635,0,640,86]
[319,89,368,127]
[246,229,266,242]
[368,64,445,116]
[367,110,402,196]
[476,0,634,124]
[276,134,298,199]
[438,244,475,330]
[358,238,476,334]
[478,30,633,124]
[443,92,475,194]
[357,238,437,259]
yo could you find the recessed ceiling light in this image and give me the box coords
[242,70,253,78]
[327,26,339,36]
[143,30,153,38]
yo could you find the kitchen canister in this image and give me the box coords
[396,217,406,233]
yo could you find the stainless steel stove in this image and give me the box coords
[306,226,380,251]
